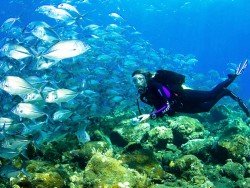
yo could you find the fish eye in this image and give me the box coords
[4,84,9,88]
[29,94,34,99]
[19,109,23,113]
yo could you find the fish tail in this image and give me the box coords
[0,123,6,135]
[45,114,55,125]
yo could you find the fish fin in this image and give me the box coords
[38,81,49,94]
[76,124,90,144]
[29,47,39,57]
[40,40,61,55]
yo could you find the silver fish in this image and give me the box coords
[0,60,13,73]
[35,58,60,70]
[42,40,90,60]
[45,89,78,103]
[35,5,57,16]
[22,122,45,136]
[1,43,31,60]
[4,123,24,135]
[0,76,36,96]
[2,135,30,150]
[12,103,46,120]
[36,5,75,24]
[23,92,44,103]
[58,3,81,16]
[0,148,19,159]
[0,17,20,32]
[26,21,51,30]
[52,109,73,122]
[31,25,59,43]
[109,12,124,21]
[25,76,48,88]
[84,24,100,31]
[0,117,14,129]
[76,124,90,144]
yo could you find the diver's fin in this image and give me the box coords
[227,90,250,117]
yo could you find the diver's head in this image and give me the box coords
[132,70,152,94]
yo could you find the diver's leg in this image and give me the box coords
[210,74,237,95]
[182,75,239,104]
[182,89,213,103]
[193,89,250,117]
[190,89,228,113]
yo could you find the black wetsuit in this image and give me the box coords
[140,75,250,118]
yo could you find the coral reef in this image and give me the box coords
[3,104,250,187]
[169,116,206,146]
[121,149,165,181]
[148,126,173,149]
[217,134,250,162]
[82,150,149,187]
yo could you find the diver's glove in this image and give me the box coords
[228,59,248,79]
[236,59,248,76]
[131,114,150,125]
[137,114,150,122]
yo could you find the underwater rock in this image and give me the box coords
[204,164,223,184]
[220,118,250,137]
[167,154,215,187]
[221,160,245,181]
[121,149,165,182]
[110,122,150,147]
[82,150,149,187]
[236,178,250,188]
[212,177,235,188]
[148,126,173,149]
[181,137,215,162]
[10,172,32,188]
[169,116,205,146]
[123,142,144,153]
[67,168,85,188]
[91,130,113,146]
[210,105,230,122]
[24,160,67,187]
[160,144,183,171]
[11,160,65,188]
[26,160,53,173]
[244,160,250,177]
[62,141,109,168]
[217,134,250,162]
[41,134,79,162]
[90,112,136,134]
[31,172,65,188]
[169,155,203,178]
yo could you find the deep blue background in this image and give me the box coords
[118,0,250,98]
[0,0,249,99]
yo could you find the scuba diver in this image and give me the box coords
[132,60,249,122]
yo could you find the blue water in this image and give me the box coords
[119,0,250,99]
[0,0,249,99]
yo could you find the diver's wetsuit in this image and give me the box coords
[140,75,250,118]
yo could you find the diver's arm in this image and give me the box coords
[150,101,171,119]
[150,83,172,118]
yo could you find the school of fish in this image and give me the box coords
[0,0,212,166]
